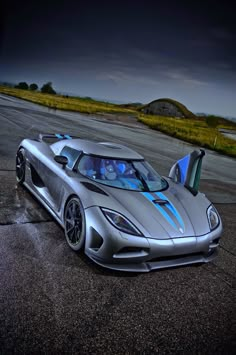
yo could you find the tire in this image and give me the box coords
[16,148,26,185]
[64,197,86,251]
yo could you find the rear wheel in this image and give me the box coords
[16,148,26,185]
[64,197,86,251]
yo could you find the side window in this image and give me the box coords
[60,146,81,169]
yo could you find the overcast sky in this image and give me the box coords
[1,0,235,116]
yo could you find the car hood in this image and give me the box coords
[97,179,211,239]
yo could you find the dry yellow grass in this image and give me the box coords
[0,86,136,115]
[138,114,236,157]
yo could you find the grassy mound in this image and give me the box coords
[140,98,196,118]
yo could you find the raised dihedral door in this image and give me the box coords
[169,150,205,195]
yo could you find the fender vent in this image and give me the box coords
[30,164,45,187]
[81,182,108,196]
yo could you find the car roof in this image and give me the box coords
[51,139,144,160]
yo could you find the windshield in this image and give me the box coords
[77,155,168,192]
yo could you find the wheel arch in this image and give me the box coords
[17,145,26,153]
[63,193,81,222]
[16,145,29,159]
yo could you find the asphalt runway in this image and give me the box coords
[0,94,235,354]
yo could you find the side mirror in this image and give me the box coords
[54,155,68,168]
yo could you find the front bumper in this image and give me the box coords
[84,206,223,272]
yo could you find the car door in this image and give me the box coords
[37,146,81,213]
[169,149,205,195]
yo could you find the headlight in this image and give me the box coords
[101,208,143,236]
[207,205,220,230]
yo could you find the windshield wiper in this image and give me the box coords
[131,163,150,191]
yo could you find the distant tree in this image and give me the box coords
[205,115,219,128]
[29,83,38,91]
[41,82,56,94]
[15,82,29,90]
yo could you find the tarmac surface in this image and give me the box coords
[0,94,235,354]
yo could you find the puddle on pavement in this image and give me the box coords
[0,171,52,224]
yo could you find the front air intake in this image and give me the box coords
[89,228,104,251]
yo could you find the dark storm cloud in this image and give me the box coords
[1,0,235,115]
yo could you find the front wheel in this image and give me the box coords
[16,148,26,185]
[64,197,86,251]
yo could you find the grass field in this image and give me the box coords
[0,86,136,115]
[137,114,236,157]
[0,85,235,157]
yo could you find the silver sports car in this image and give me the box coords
[16,133,222,272]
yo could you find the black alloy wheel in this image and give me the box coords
[64,197,86,251]
[16,149,26,184]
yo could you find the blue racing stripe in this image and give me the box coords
[142,192,178,231]
[155,192,184,229]
[55,134,63,139]
[64,134,72,139]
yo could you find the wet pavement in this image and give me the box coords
[0,171,51,225]
[220,129,236,141]
[0,95,236,354]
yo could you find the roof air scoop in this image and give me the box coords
[152,199,168,205]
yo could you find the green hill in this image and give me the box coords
[140,98,196,118]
